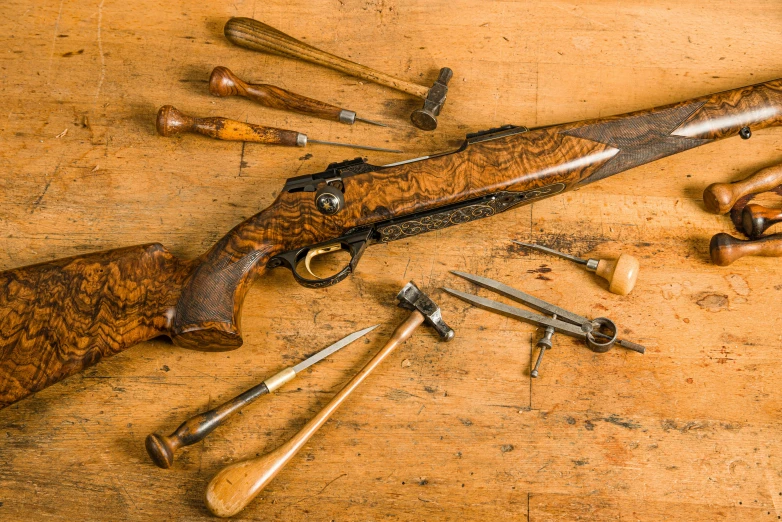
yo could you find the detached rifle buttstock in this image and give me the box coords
[1,77,781,409]
[0,244,187,408]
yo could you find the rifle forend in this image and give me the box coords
[1,78,780,408]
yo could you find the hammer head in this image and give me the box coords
[396,282,455,341]
[410,68,453,131]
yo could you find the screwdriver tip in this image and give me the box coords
[356,117,388,127]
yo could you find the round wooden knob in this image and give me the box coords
[594,253,640,295]
[741,203,782,238]
[156,105,193,137]
[209,66,245,97]
[145,433,178,469]
[703,163,782,214]
[710,232,782,266]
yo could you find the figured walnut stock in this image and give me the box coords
[1,78,780,408]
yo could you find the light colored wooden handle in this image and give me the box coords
[594,253,640,295]
[224,17,429,99]
[156,105,302,146]
[703,163,782,214]
[204,311,426,518]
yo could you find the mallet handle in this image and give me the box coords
[703,163,782,214]
[156,105,302,146]
[204,311,425,518]
[209,66,346,122]
[224,17,430,99]
[710,232,782,265]
[741,203,782,238]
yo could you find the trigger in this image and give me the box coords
[304,244,344,278]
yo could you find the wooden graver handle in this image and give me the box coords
[156,105,302,146]
[703,163,782,214]
[223,17,429,99]
[204,311,425,518]
[710,232,782,265]
[594,253,640,296]
[146,382,270,469]
[209,66,345,122]
[741,203,782,238]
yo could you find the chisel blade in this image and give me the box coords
[292,324,380,374]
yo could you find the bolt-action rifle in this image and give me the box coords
[1,79,780,408]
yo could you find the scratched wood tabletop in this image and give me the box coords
[1,0,782,520]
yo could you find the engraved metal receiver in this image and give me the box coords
[266,126,565,288]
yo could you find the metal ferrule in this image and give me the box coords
[263,367,296,393]
[296,133,308,147]
[585,258,599,271]
[338,110,357,125]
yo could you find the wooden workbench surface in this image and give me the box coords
[1,1,781,520]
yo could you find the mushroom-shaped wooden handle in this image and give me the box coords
[741,203,782,238]
[155,105,302,146]
[703,163,782,214]
[209,66,346,121]
[223,17,429,98]
[710,232,782,266]
[594,253,640,296]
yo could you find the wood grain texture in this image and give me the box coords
[6,68,778,409]
[156,105,302,145]
[1,1,781,521]
[224,17,431,98]
[704,162,782,214]
[209,66,346,122]
[742,203,782,237]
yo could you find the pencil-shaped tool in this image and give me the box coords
[145,324,379,469]
[209,67,387,127]
[512,241,639,296]
[156,106,401,153]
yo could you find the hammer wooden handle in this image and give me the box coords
[205,311,425,518]
[703,163,782,214]
[224,17,429,99]
[710,232,782,265]
[156,105,301,146]
[742,203,782,238]
[209,66,345,122]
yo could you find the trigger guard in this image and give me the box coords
[267,229,372,289]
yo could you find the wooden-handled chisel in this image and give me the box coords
[145,325,379,469]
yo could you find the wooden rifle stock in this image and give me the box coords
[1,78,781,408]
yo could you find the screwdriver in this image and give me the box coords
[512,241,640,296]
[145,324,379,469]
[209,66,387,127]
[156,105,401,153]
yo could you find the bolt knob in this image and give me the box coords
[594,254,640,296]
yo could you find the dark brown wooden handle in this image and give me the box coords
[710,232,782,265]
[741,203,782,237]
[223,17,429,98]
[703,163,782,214]
[146,382,270,469]
[209,66,344,122]
[156,105,302,146]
